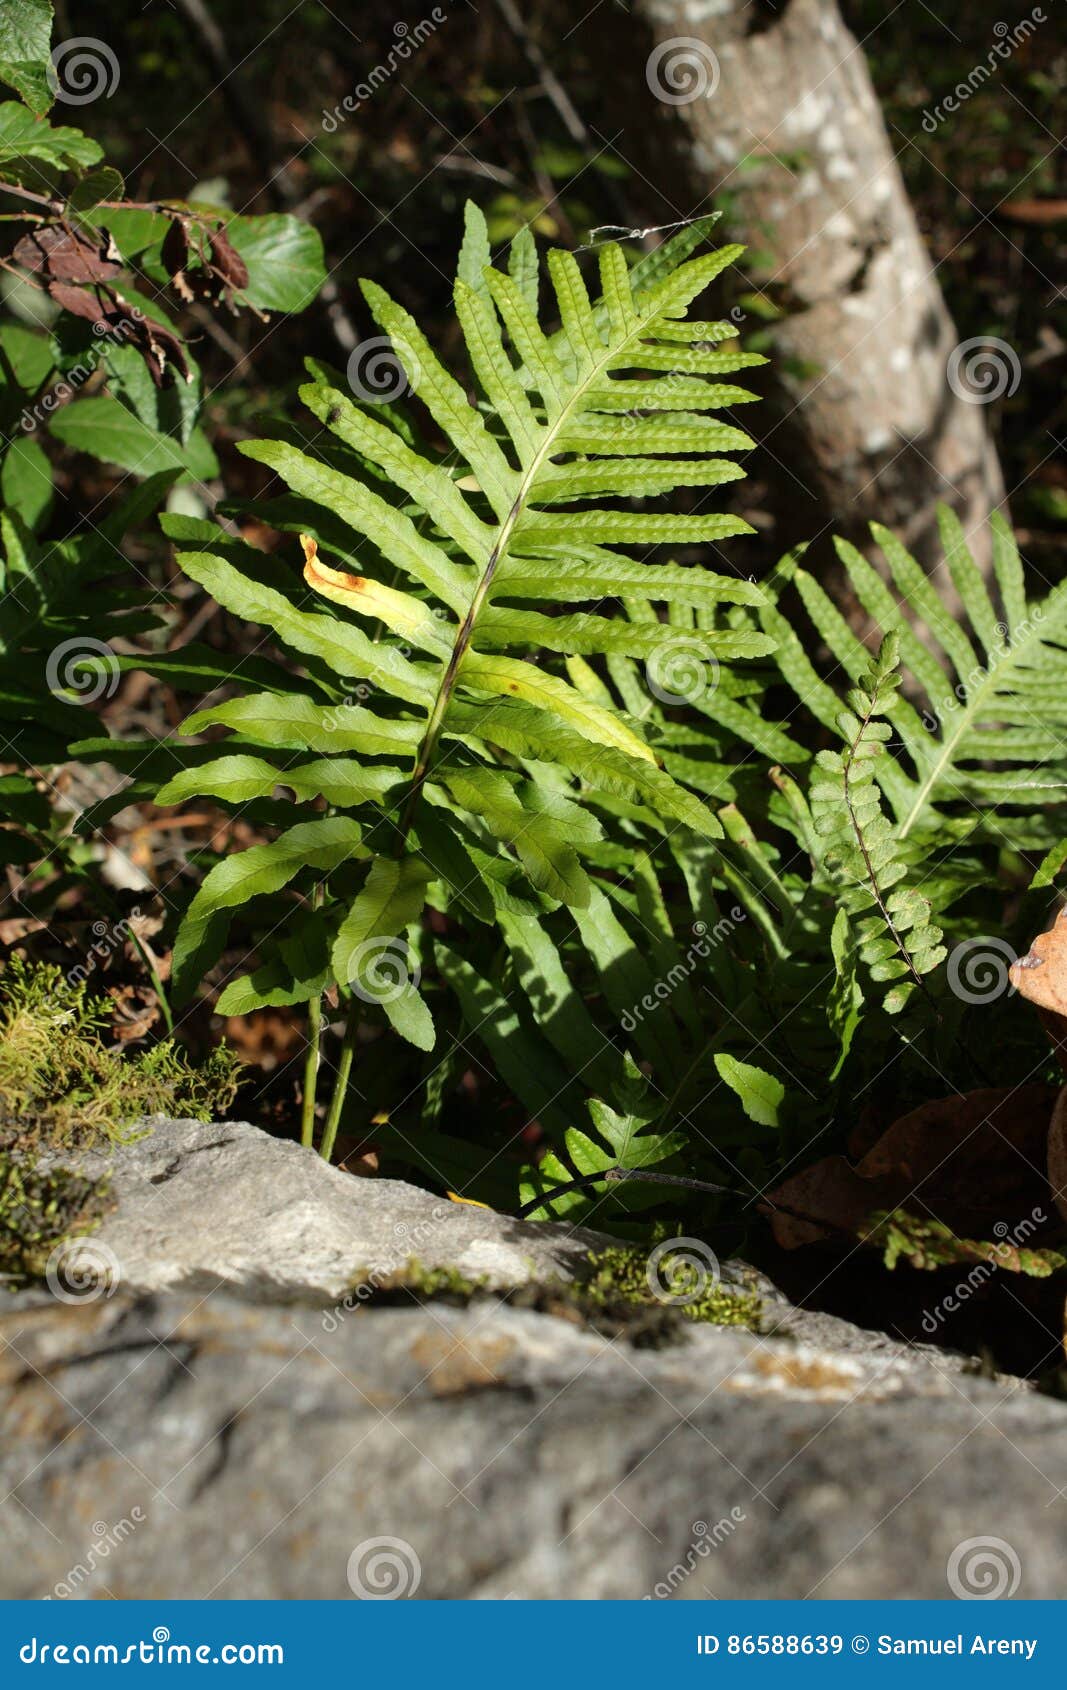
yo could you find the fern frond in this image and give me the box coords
[766,509,1067,849]
[155,207,766,1040]
[808,634,946,1014]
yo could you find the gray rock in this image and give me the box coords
[0,1287,1061,1601]
[44,1118,616,1302]
[7,1117,1062,1600]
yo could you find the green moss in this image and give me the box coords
[580,1244,763,1329]
[377,1259,490,1299]
[0,1152,112,1287]
[871,1208,1067,1278]
[0,956,241,1153]
[0,957,241,1291]
[355,1244,761,1349]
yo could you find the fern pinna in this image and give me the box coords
[156,207,769,1157]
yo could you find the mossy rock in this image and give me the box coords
[353,1245,762,1349]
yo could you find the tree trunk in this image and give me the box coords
[626,0,1007,566]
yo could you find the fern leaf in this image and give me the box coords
[158,207,764,1051]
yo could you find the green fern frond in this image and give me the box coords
[808,633,946,1014]
[156,206,767,1044]
[765,509,1067,849]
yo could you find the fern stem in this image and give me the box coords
[300,992,322,1150]
[396,494,522,843]
[517,1165,855,1238]
[319,1000,360,1163]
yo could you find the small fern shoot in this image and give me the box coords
[809,634,946,1014]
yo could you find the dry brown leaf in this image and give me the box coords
[1010,906,1067,1015]
[768,1084,1059,1250]
[1010,907,1067,1071]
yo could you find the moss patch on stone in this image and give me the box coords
[0,956,241,1155]
[358,1244,762,1350]
[0,957,242,1291]
[0,1153,113,1287]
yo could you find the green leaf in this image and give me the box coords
[0,320,53,388]
[0,1,54,114]
[216,916,332,1013]
[436,943,573,1137]
[0,434,52,530]
[1033,839,1067,890]
[171,818,365,1003]
[50,396,218,482]
[225,214,326,313]
[67,165,124,213]
[714,1054,784,1128]
[183,693,423,758]
[332,854,432,988]
[156,753,404,809]
[189,817,365,919]
[0,99,101,171]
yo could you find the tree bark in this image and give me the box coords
[625,0,1007,566]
